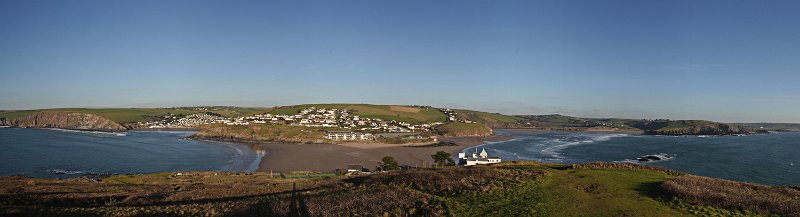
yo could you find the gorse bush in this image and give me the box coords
[660,175,800,217]
[254,186,439,217]
[356,166,545,194]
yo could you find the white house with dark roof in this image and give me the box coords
[458,148,501,166]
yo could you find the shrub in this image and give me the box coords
[354,166,544,194]
[660,175,800,216]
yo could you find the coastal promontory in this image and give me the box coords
[0,111,127,132]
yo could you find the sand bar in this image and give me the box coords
[255,134,516,172]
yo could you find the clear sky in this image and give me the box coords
[1,1,798,123]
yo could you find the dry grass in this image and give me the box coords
[241,185,439,217]
[354,165,545,194]
[661,175,800,216]
[573,162,687,176]
[5,162,796,216]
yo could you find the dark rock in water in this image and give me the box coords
[636,155,662,162]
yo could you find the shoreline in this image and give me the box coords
[497,128,644,134]
[253,134,518,173]
[131,127,202,132]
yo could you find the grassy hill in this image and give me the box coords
[453,109,526,128]
[0,104,759,135]
[268,104,447,123]
[2,161,795,216]
[434,122,493,137]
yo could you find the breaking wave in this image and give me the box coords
[540,134,629,160]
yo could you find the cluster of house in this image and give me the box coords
[458,148,502,166]
[137,107,487,145]
[440,108,474,124]
[324,131,375,141]
[251,107,444,133]
[139,113,234,128]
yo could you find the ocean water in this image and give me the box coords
[468,130,800,186]
[0,128,262,178]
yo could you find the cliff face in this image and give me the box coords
[1,112,127,132]
[191,124,327,144]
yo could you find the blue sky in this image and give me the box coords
[1,1,799,122]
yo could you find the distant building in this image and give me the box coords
[458,148,501,166]
[324,131,375,141]
[346,164,363,173]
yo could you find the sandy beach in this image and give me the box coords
[255,134,516,172]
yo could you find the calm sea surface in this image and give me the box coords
[468,130,800,186]
[0,128,262,178]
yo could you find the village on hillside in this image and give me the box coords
[136,106,476,142]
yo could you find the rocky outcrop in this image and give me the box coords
[1,112,127,132]
[191,124,327,144]
[644,123,753,136]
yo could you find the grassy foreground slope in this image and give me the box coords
[3,161,794,216]
[269,104,447,123]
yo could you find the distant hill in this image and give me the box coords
[456,111,756,135]
[453,109,527,128]
[519,115,756,135]
[0,104,763,136]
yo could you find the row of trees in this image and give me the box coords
[376,151,456,172]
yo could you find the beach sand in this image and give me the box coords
[255,134,516,172]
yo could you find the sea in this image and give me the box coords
[0,128,263,178]
[2,128,798,186]
[466,130,800,186]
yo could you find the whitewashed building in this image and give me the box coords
[324,131,375,141]
[458,148,501,166]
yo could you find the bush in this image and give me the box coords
[660,175,800,216]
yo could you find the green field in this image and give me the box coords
[448,165,688,216]
[435,122,493,137]
[455,109,526,125]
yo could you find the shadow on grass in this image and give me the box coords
[633,181,671,201]
[224,182,311,217]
